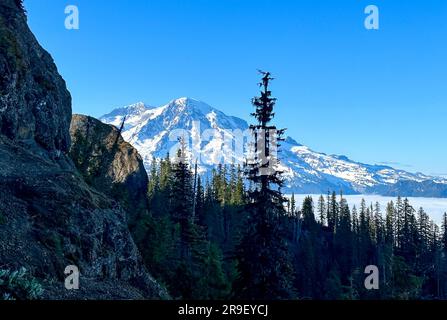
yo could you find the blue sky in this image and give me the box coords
[24,0,446,176]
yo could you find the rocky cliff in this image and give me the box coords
[0,0,71,153]
[0,0,167,299]
[69,114,150,224]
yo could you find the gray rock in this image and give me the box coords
[69,115,150,224]
[0,1,169,299]
[0,137,168,299]
[0,0,71,152]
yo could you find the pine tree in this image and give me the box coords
[317,195,326,226]
[335,195,353,283]
[385,201,395,246]
[398,198,417,263]
[302,196,317,230]
[295,196,320,298]
[160,153,172,191]
[442,213,447,252]
[374,202,384,245]
[358,199,372,266]
[171,140,194,231]
[351,205,360,269]
[352,205,359,234]
[290,193,296,216]
[148,157,159,196]
[417,207,430,253]
[235,71,295,300]
[199,243,231,299]
[326,192,331,226]
[195,176,206,226]
[440,212,447,298]
[328,192,339,232]
[395,196,404,248]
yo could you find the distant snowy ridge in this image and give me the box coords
[100,97,447,198]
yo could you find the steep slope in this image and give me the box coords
[101,98,447,197]
[0,1,167,299]
[0,138,167,299]
[0,0,71,153]
[70,114,150,224]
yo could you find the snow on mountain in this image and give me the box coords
[100,97,447,197]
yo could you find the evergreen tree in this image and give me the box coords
[352,205,359,234]
[290,193,296,216]
[170,140,194,232]
[442,213,447,252]
[385,201,395,246]
[295,197,320,298]
[328,192,339,232]
[302,196,317,230]
[148,157,159,197]
[235,71,295,299]
[358,199,371,265]
[395,196,404,248]
[195,176,205,226]
[351,205,360,268]
[335,195,353,283]
[233,165,245,205]
[317,195,326,226]
[398,198,417,263]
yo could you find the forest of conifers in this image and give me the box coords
[129,74,447,300]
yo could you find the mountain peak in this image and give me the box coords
[100,98,447,197]
[168,97,213,114]
[173,97,195,105]
[120,102,151,115]
[124,101,147,110]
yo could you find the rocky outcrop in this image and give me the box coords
[0,0,71,152]
[0,1,168,299]
[69,115,150,223]
[0,138,168,299]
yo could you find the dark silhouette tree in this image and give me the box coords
[234,71,294,300]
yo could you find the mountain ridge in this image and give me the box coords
[100,97,447,198]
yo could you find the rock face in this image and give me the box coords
[0,138,167,299]
[69,114,150,223]
[0,0,71,152]
[0,1,168,299]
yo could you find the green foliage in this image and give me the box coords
[69,130,107,186]
[391,256,423,300]
[324,268,343,300]
[130,74,446,301]
[135,145,245,300]
[234,72,295,300]
[280,189,446,300]
[0,268,44,300]
[0,211,5,225]
[199,243,231,299]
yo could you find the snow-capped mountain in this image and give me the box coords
[100,97,447,197]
